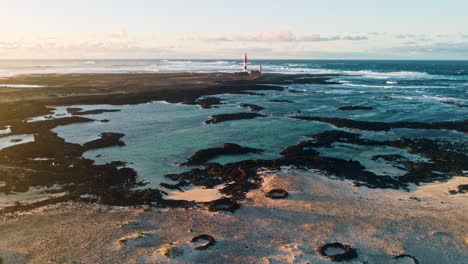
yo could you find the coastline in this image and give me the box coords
[0,72,341,214]
[0,72,467,263]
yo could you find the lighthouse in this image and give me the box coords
[243,53,248,72]
[234,53,262,77]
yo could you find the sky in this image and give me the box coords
[1,0,468,59]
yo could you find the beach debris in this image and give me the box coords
[207,197,240,212]
[316,242,358,262]
[266,189,289,199]
[159,242,184,259]
[392,254,419,264]
[190,234,216,250]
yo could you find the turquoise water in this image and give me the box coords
[44,60,467,188]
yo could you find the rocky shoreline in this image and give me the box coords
[0,72,466,214]
[0,73,341,213]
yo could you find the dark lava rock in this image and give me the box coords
[166,168,225,189]
[449,184,468,195]
[9,138,23,143]
[205,113,266,124]
[316,242,358,262]
[441,101,468,108]
[190,234,216,250]
[393,254,419,264]
[160,181,190,191]
[308,130,361,147]
[0,73,344,212]
[294,130,468,188]
[288,89,304,93]
[279,141,319,157]
[240,103,265,112]
[196,97,224,109]
[292,116,468,133]
[371,154,407,164]
[9,116,94,136]
[66,107,83,114]
[83,132,126,150]
[182,143,263,166]
[269,99,294,103]
[207,197,240,212]
[457,184,468,193]
[71,109,120,116]
[168,160,268,200]
[266,189,288,199]
[338,105,373,111]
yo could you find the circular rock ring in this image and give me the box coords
[208,198,240,212]
[316,242,358,262]
[266,189,288,199]
[190,234,216,250]
[393,254,419,264]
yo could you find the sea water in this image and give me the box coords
[2,60,466,188]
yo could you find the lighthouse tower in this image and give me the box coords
[243,53,248,72]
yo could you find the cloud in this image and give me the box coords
[0,41,21,50]
[342,36,368,41]
[199,30,368,42]
[110,29,128,39]
[400,41,419,45]
[462,34,468,39]
[388,42,468,56]
[395,34,427,39]
[199,36,233,42]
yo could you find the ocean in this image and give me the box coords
[1,59,467,188]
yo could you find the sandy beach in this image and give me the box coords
[0,167,466,263]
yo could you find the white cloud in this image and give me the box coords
[199,30,368,42]
[387,42,468,57]
[110,29,128,39]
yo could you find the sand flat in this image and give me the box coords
[0,168,466,264]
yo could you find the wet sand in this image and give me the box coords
[0,168,466,263]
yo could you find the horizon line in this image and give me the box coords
[1,58,468,61]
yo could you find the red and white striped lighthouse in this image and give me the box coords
[243,53,248,72]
